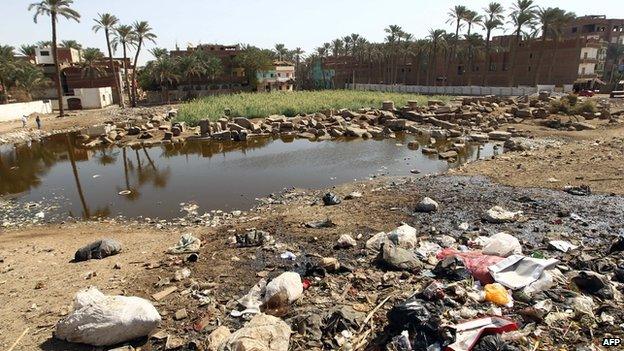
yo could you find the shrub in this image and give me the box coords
[549,99,571,114]
[571,100,597,115]
[565,94,578,106]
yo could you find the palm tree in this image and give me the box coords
[36,40,52,47]
[292,47,304,89]
[464,34,485,85]
[93,13,124,107]
[113,24,135,105]
[447,5,468,40]
[463,10,483,36]
[343,36,353,56]
[608,45,624,84]
[545,9,576,83]
[14,63,49,101]
[150,56,179,103]
[177,54,204,80]
[19,45,37,59]
[79,48,105,88]
[130,21,157,107]
[274,43,287,60]
[331,39,343,57]
[508,0,537,86]
[150,47,168,60]
[482,2,505,85]
[59,39,82,50]
[28,0,81,117]
[316,45,328,89]
[427,29,446,86]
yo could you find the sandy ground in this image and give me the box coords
[457,119,624,195]
[0,222,183,350]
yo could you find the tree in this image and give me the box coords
[28,0,81,117]
[130,21,157,106]
[150,47,168,60]
[36,40,52,47]
[233,45,274,89]
[463,10,483,36]
[0,45,16,103]
[177,54,204,80]
[331,39,343,57]
[93,13,124,107]
[113,24,135,104]
[447,5,468,40]
[150,56,179,103]
[464,33,485,85]
[427,29,446,86]
[14,62,50,100]
[482,2,505,85]
[274,43,288,61]
[545,9,576,83]
[79,48,105,88]
[508,0,537,86]
[316,45,328,89]
[20,44,37,58]
[60,39,82,50]
[292,47,304,89]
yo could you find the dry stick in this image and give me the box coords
[8,327,29,351]
[358,294,394,333]
[588,177,624,182]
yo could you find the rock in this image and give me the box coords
[345,191,363,199]
[174,308,188,320]
[380,242,422,271]
[481,232,522,257]
[407,140,420,149]
[264,272,303,303]
[366,232,388,251]
[207,326,231,351]
[336,234,357,248]
[415,197,439,213]
[422,147,438,155]
[220,314,291,351]
[138,131,153,139]
[74,239,122,262]
[382,101,395,111]
[483,206,522,223]
[488,131,512,141]
[55,287,161,346]
[233,117,254,130]
[319,257,340,272]
[438,150,458,160]
[171,126,181,136]
[199,119,212,135]
[387,224,418,249]
[322,192,342,206]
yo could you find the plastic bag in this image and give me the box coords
[484,283,512,307]
[436,248,504,284]
[481,233,522,257]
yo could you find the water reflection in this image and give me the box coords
[0,133,497,219]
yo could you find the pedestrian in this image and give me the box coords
[35,115,41,130]
[21,115,28,128]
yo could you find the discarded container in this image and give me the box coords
[55,287,161,346]
[445,317,518,351]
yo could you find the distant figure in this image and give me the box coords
[21,115,28,128]
[35,116,41,130]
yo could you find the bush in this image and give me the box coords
[565,94,578,106]
[549,99,571,114]
[571,100,597,114]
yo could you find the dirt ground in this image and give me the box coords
[457,119,624,195]
[0,221,183,350]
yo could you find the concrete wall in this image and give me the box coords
[50,87,114,110]
[580,47,598,59]
[347,83,539,96]
[0,100,53,122]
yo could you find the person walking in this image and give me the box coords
[35,115,42,130]
[21,115,28,128]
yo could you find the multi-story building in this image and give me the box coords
[256,61,296,92]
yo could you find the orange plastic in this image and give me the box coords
[484,283,510,306]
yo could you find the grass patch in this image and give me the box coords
[177,90,448,125]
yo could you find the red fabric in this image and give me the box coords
[437,248,505,284]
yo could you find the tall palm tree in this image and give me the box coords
[331,39,343,58]
[463,10,483,36]
[464,34,485,85]
[316,45,329,89]
[343,36,352,56]
[14,63,49,101]
[28,0,81,117]
[427,29,446,86]
[0,45,15,103]
[19,45,37,59]
[274,43,287,60]
[482,2,505,85]
[508,0,537,86]
[79,48,105,88]
[446,6,467,86]
[113,24,135,105]
[150,47,168,60]
[150,56,179,103]
[545,9,576,83]
[177,54,204,80]
[130,21,157,107]
[292,47,304,89]
[93,13,124,107]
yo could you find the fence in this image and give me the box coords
[0,100,53,122]
[345,83,572,96]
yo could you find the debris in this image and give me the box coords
[446,317,518,351]
[484,283,513,307]
[488,255,559,290]
[152,286,178,301]
[380,241,423,271]
[336,234,357,248]
[305,218,336,228]
[563,185,591,196]
[483,206,522,223]
[167,233,201,254]
[174,308,187,320]
[433,256,471,281]
[280,251,297,260]
[387,224,418,249]
[55,287,161,346]
[206,326,231,351]
[437,248,504,284]
[481,232,522,257]
[322,192,342,206]
[548,240,578,253]
[345,191,363,199]
[571,271,614,299]
[220,314,291,351]
[74,239,122,262]
[264,272,303,303]
[236,230,274,247]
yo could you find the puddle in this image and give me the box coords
[0,133,499,220]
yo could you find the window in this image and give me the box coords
[581,67,586,74]
[40,51,50,56]
[572,27,578,33]
[528,66,531,72]
[529,53,533,59]
[584,52,588,59]
[489,63,496,71]
[457,65,463,75]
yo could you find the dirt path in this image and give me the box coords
[0,221,182,350]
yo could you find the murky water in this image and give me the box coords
[0,133,498,220]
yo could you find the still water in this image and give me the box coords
[0,133,497,220]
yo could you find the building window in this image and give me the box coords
[457,65,463,75]
[581,67,586,75]
[489,63,496,71]
[584,52,588,59]
[528,66,531,71]
[40,51,50,56]
[572,27,578,33]
[529,53,533,59]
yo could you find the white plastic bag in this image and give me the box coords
[482,232,522,257]
[55,287,161,346]
[264,272,303,303]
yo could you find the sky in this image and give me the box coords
[2,0,623,65]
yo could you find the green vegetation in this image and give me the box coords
[549,95,597,115]
[177,90,448,125]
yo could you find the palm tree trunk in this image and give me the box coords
[547,37,560,84]
[51,12,65,117]
[65,134,89,218]
[509,31,521,87]
[482,31,491,86]
[131,39,143,107]
[320,58,326,89]
[122,44,132,103]
[105,28,124,107]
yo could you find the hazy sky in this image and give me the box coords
[2,0,623,65]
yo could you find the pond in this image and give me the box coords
[0,133,499,220]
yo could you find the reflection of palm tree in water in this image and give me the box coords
[65,134,90,218]
[120,147,140,201]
